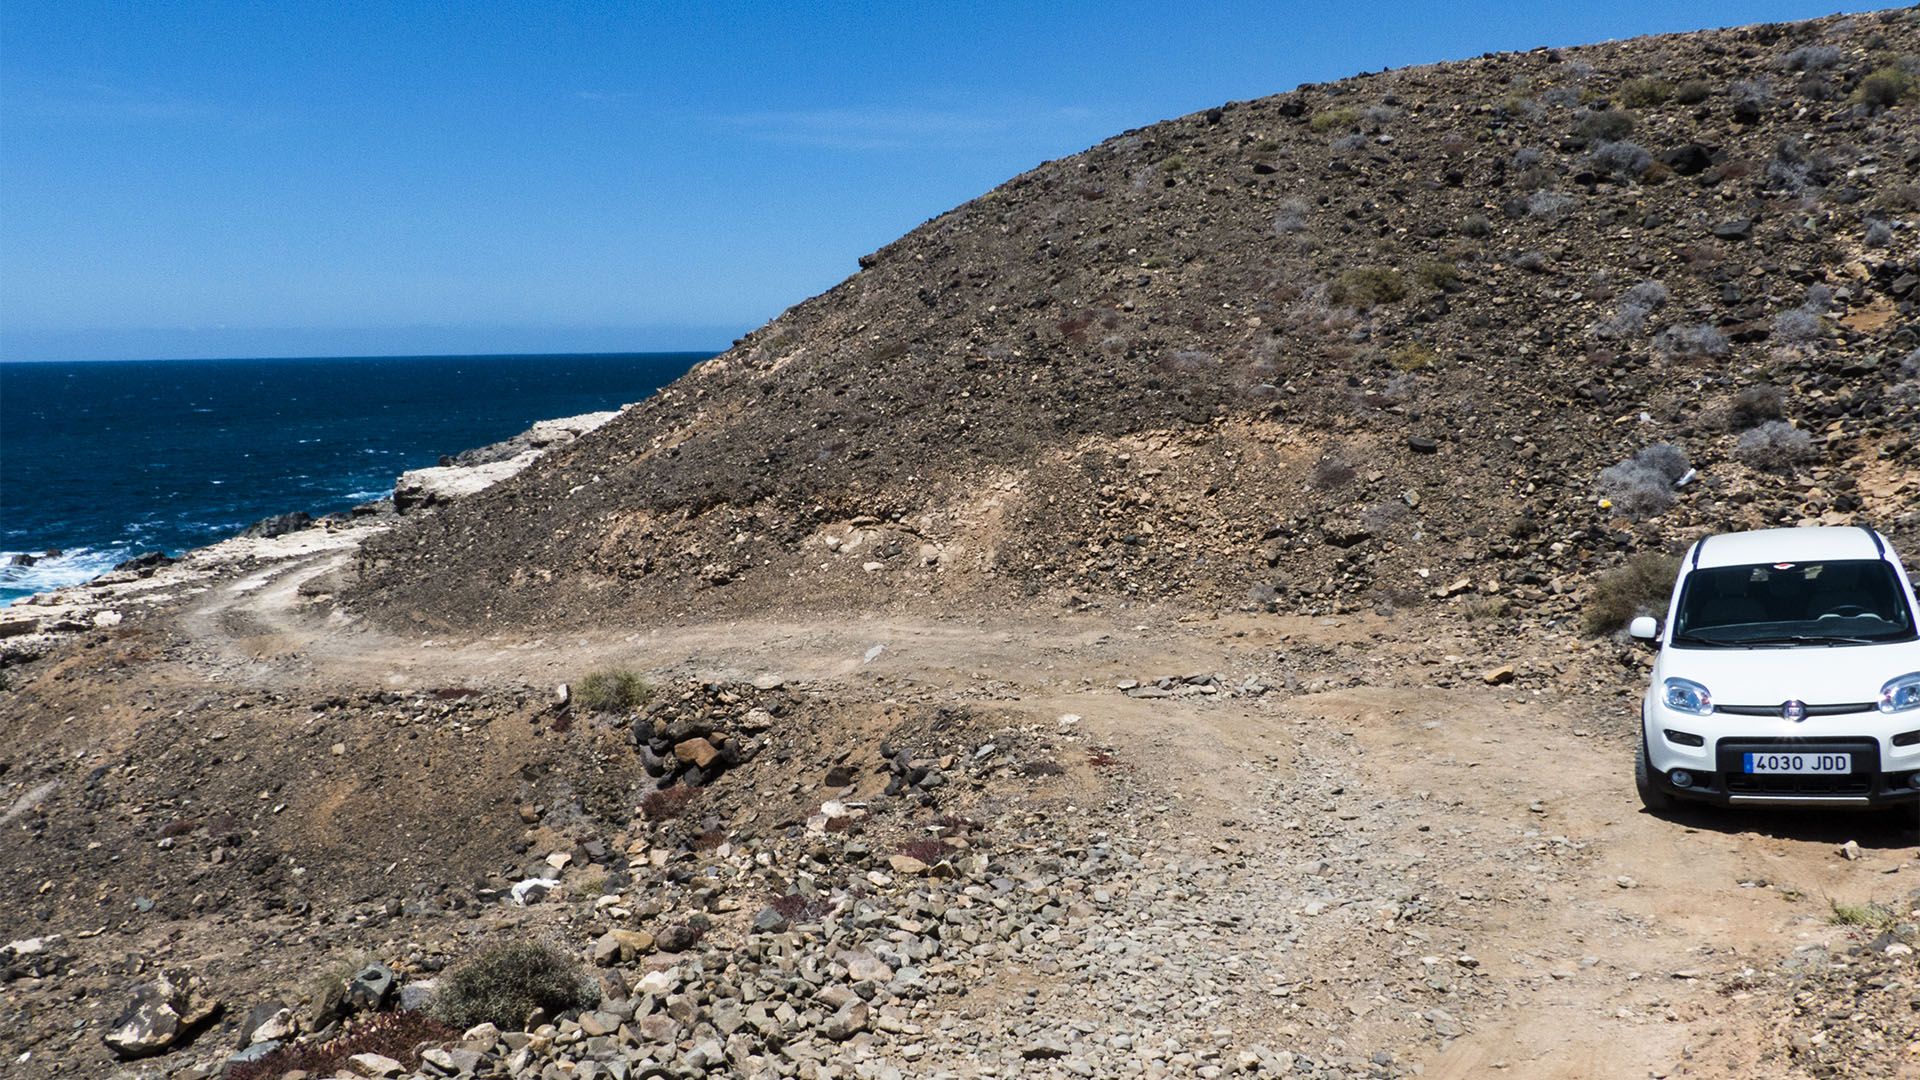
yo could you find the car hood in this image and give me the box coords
[1658,638,1920,708]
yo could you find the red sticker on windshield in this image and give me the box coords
[1773,563,1795,570]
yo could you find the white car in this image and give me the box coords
[1632,526,1920,810]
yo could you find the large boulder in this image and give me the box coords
[102,971,220,1058]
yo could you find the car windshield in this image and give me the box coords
[1672,558,1918,646]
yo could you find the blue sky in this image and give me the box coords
[0,1,1881,361]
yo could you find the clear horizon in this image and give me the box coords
[2,1,1885,363]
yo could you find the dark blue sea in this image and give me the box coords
[0,353,707,605]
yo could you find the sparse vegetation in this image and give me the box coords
[574,668,651,713]
[641,784,699,820]
[429,941,598,1031]
[1595,443,1690,518]
[1328,266,1406,309]
[1584,552,1682,636]
[1736,420,1817,471]
[1673,78,1712,103]
[1414,261,1460,291]
[1309,107,1362,133]
[1464,596,1512,621]
[1586,140,1653,180]
[1589,280,1668,339]
[1575,110,1636,142]
[1653,323,1730,357]
[1616,78,1672,107]
[1728,385,1786,429]
[1389,345,1437,371]
[1827,897,1897,931]
[1855,63,1912,110]
[228,1012,455,1080]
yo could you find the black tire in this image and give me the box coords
[1635,730,1675,813]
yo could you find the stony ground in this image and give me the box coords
[8,10,1920,1080]
[3,534,1916,1080]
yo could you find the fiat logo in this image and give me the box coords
[1781,699,1808,722]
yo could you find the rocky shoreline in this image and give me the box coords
[0,409,623,659]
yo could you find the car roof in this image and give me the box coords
[1690,526,1888,570]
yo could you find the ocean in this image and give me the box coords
[0,352,707,605]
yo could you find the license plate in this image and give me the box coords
[1743,752,1852,774]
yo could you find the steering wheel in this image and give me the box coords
[1817,605,1873,619]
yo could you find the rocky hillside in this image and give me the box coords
[354,10,1920,630]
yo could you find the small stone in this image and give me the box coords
[1023,1037,1071,1060]
[348,1051,404,1077]
[1407,435,1440,454]
[673,737,720,769]
[1482,665,1515,686]
[820,999,869,1041]
[889,854,930,875]
[1616,876,1638,889]
[1838,840,1862,861]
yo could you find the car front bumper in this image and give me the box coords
[1642,699,1920,807]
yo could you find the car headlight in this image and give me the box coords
[1663,677,1714,716]
[1880,672,1920,714]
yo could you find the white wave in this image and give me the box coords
[0,546,133,603]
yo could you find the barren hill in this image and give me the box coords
[355,11,1920,630]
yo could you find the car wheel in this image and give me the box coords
[1635,731,1675,813]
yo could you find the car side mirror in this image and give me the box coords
[1629,616,1660,643]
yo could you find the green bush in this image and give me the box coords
[1583,553,1680,636]
[1309,107,1362,133]
[1855,65,1912,110]
[574,669,651,713]
[1328,267,1407,309]
[1616,78,1671,108]
[1575,110,1637,142]
[1389,345,1437,372]
[1673,78,1712,104]
[430,941,598,1032]
[1414,261,1460,291]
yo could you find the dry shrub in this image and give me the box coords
[575,669,652,713]
[897,839,955,864]
[1728,385,1786,429]
[429,941,597,1032]
[641,785,699,821]
[1595,444,1690,518]
[1584,553,1681,635]
[1736,420,1817,471]
[228,1012,456,1080]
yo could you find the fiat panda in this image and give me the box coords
[1632,526,1920,810]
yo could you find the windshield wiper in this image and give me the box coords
[1671,634,1741,647]
[1736,634,1878,647]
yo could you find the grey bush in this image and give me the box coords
[1526,191,1575,218]
[1511,147,1546,170]
[1865,219,1894,247]
[1654,323,1730,357]
[1781,45,1842,71]
[1736,420,1817,470]
[1596,444,1690,517]
[1589,280,1668,340]
[1586,140,1653,180]
[1621,281,1670,310]
[1331,133,1368,153]
[1730,79,1774,106]
[1772,308,1825,343]
[1902,348,1920,379]
[1273,199,1311,234]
